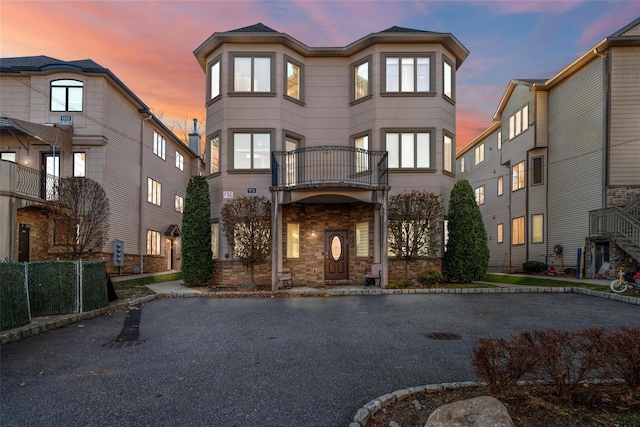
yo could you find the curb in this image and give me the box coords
[0,294,157,345]
[349,381,484,427]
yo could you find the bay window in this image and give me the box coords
[385,130,433,169]
[382,53,434,94]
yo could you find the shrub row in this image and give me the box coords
[387,269,443,289]
[472,326,640,400]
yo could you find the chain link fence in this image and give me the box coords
[0,260,108,330]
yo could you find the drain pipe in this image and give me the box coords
[139,110,153,274]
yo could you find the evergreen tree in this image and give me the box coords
[181,176,213,286]
[443,180,489,283]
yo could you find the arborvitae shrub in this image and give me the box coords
[182,176,213,287]
[443,180,489,283]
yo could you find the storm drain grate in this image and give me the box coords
[425,332,462,340]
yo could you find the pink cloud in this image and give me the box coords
[456,108,495,152]
[472,0,583,15]
[577,4,640,45]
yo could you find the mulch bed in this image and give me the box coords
[367,383,640,427]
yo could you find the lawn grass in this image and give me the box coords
[112,272,183,299]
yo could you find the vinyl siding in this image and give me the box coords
[528,147,548,263]
[103,83,144,254]
[548,58,605,266]
[609,47,640,186]
[535,91,548,148]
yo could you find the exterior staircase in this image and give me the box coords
[589,196,640,263]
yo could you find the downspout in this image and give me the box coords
[139,110,152,274]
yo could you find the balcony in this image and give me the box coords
[271,146,388,190]
[0,159,58,201]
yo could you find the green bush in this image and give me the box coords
[443,180,489,283]
[523,261,547,274]
[182,176,213,287]
[387,278,415,289]
[417,269,443,286]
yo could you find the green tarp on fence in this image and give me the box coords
[0,260,109,330]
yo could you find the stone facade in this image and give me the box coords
[607,186,640,207]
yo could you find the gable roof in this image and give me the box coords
[194,23,469,70]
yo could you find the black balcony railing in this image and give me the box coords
[271,146,388,189]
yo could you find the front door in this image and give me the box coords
[324,230,348,280]
[18,224,30,262]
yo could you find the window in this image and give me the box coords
[287,223,300,258]
[497,131,502,150]
[497,223,503,243]
[443,56,454,99]
[443,133,454,173]
[532,214,544,243]
[211,222,219,259]
[352,56,371,102]
[508,104,529,139]
[209,134,220,174]
[512,161,525,191]
[54,219,77,245]
[474,185,485,205]
[383,53,433,93]
[147,230,161,255]
[153,131,166,160]
[512,217,525,245]
[356,222,369,257]
[232,132,271,170]
[51,79,83,112]
[175,195,184,213]
[354,134,369,174]
[285,56,303,102]
[175,151,184,171]
[231,53,274,93]
[460,157,465,173]
[532,156,543,185]
[147,178,161,206]
[497,176,503,196]
[474,143,485,165]
[73,152,85,177]
[284,133,301,186]
[208,56,221,100]
[385,130,432,169]
[1,152,16,162]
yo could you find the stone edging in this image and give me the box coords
[349,381,484,427]
[0,294,157,345]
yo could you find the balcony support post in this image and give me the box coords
[271,190,281,292]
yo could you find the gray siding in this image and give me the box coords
[609,47,640,186]
[548,58,605,266]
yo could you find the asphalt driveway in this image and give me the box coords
[1,293,637,426]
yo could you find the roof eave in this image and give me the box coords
[456,121,501,158]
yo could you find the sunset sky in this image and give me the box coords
[1,0,638,150]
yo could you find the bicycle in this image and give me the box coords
[610,266,640,293]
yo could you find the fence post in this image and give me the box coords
[24,262,31,322]
[75,260,83,314]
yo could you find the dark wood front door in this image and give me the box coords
[18,225,30,262]
[324,230,348,280]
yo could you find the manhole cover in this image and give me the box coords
[425,332,461,340]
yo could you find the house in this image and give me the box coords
[194,24,469,288]
[0,56,202,275]
[456,18,640,277]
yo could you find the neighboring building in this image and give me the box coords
[0,56,202,274]
[194,23,469,288]
[457,18,640,276]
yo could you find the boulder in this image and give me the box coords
[425,396,514,427]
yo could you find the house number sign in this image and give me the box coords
[223,191,234,199]
[247,188,256,194]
